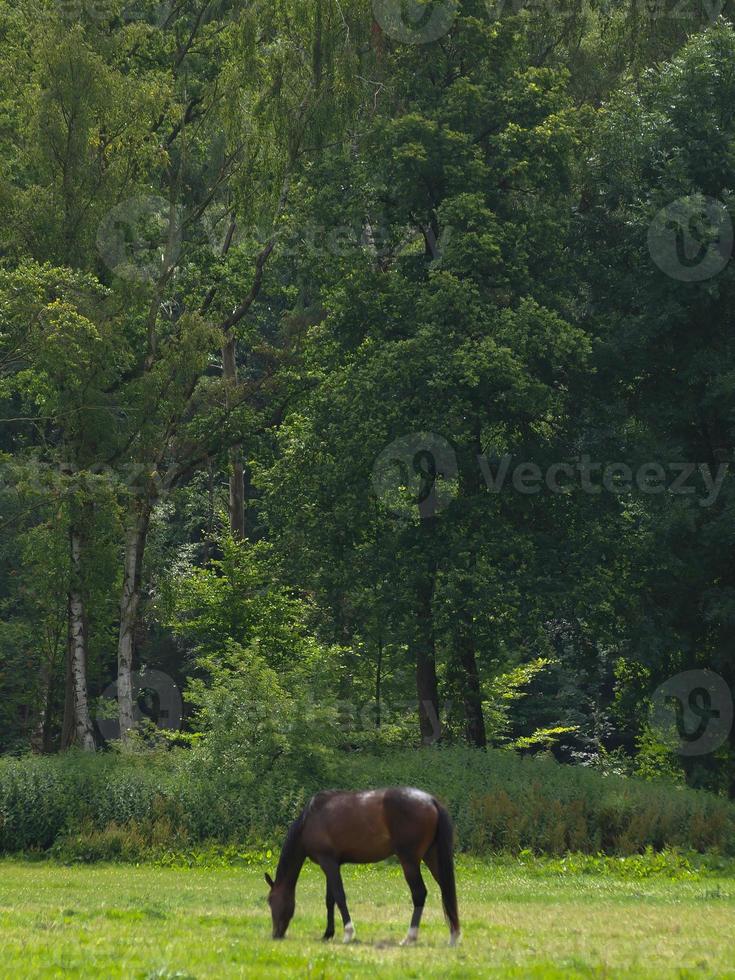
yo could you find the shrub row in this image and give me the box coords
[0,746,733,859]
[339,748,735,855]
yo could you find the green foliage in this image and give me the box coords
[1,746,733,859]
[483,658,559,745]
[517,847,705,881]
[161,533,345,794]
[340,747,735,856]
[634,724,686,785]
[3,0,735,839]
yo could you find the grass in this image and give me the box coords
[0,857,734,978]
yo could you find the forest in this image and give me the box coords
[2,0,735,809]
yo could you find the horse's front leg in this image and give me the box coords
[320,858,355,943]
[398,856,427,946]
[323,879,335,941]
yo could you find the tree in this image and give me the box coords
[1,0,374,744]
[262,9,590,745]
[579,20,735,791]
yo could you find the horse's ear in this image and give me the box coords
[265,872,274,888]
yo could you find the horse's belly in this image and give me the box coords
[338,838,394,864]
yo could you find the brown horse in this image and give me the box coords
[264,787,460,946]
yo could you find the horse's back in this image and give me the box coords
[382,787,438,855]
[302,787,439,864]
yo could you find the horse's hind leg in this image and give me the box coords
[323,880,335,941]
[423,845,443,918]
[424,845,460,945]
[319,858,355,943]
[398,856,428,946]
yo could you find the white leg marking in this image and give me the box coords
[449,929,461,947]
[343,921,356,944]
[400,926,419,946]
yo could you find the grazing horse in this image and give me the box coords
[264,787,460,946]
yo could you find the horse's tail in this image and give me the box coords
[432,799,460,937]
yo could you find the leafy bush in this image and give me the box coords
[0,751,178,853]
[337,746,735,855]
[1,744,734,859]
[157,532,346,835]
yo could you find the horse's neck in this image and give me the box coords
[276,835,306,889]
[279,852,305,889]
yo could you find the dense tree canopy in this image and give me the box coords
[1,0,734,797]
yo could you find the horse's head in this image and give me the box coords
[265,872,295,939]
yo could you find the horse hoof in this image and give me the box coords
[449,930,462,947]
[322,934,334,942]
[343,922,356,944]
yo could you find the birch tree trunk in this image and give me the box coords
[117,499,152,743]
[68,525,96,751]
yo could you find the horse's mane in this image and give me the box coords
[276,791,350,880]
[275,813,305,878]
[276,794,329,879]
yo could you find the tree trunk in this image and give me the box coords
[222,335,246,538]
[454,424,488,748]
[61,599,76,750]
[414,554,441,744]
[68,525,96,751]
[229,454,246,538]
[456,620,487,748]
[203,457,215,563]
[375,633,383,729]
[30,654,54,753]
[117,499,152,743]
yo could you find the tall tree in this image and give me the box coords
[263,9,589,744]
[579,20,735,791]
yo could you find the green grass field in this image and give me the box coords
[0,857,734,978]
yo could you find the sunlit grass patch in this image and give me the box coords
[0,857,733,977]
